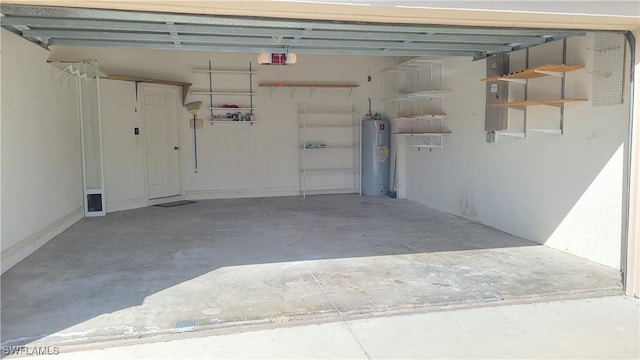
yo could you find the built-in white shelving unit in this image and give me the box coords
[299,104,361,198]
[383,57,451,153]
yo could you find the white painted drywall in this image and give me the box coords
[100,79,147,212]
[52,46,396,204]
[1,30,84,273]
[402,34,629,268]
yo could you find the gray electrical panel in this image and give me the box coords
[485,54,509,132]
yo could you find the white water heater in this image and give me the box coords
[361,118,390,196]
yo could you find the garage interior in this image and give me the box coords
[1,2,638,350]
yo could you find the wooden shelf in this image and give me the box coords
[262,83,358,98]
[487,98,587,108]
[481,64,584,82]
[210,107,255,111]
[543,98,588,105]
[106,75,192,105]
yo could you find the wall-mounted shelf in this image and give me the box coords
[394,131,452,135]
[380,56,445,73]
[411,144,443,149]
[392,114,447,121]
[389,90,448,102]
[303,145,357,150]
[210,107,255,111]
[192,61,255,124]
[260,83,359,98]
[210,121,255,124]
[487,98,588,108]
[481,64,585,83]
[481,41,587,138]
[192,91,255,96]
[496,132,526,138]
[106,75,192,105]
[387,58,449,154]
[391,112,449,153]
[530,129,563,135]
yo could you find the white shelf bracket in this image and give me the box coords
[498,78,527,84]
[534,70,565,78]
[349,87,354,99]
[495,132,526,139]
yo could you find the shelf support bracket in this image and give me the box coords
[534,70,565,78]
[498,78,527,84]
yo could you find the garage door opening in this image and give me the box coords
[1,2,636,350]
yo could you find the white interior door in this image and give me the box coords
[142,84,180,199]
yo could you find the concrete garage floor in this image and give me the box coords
[1,195,621,350]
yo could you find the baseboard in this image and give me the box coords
[1,206,84,274]
[302,188,360,196]
[185,187,299,200]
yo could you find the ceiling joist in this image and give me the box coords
[0,4,587,59]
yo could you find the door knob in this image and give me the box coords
[174,146,180,150]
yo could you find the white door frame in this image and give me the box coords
[139,83,183,201]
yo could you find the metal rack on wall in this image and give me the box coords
[192,61,257,124]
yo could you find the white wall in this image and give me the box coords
[1,30,84,273]
[100,79,147,211]
[402,34,629,268]
[53,46,396,206]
